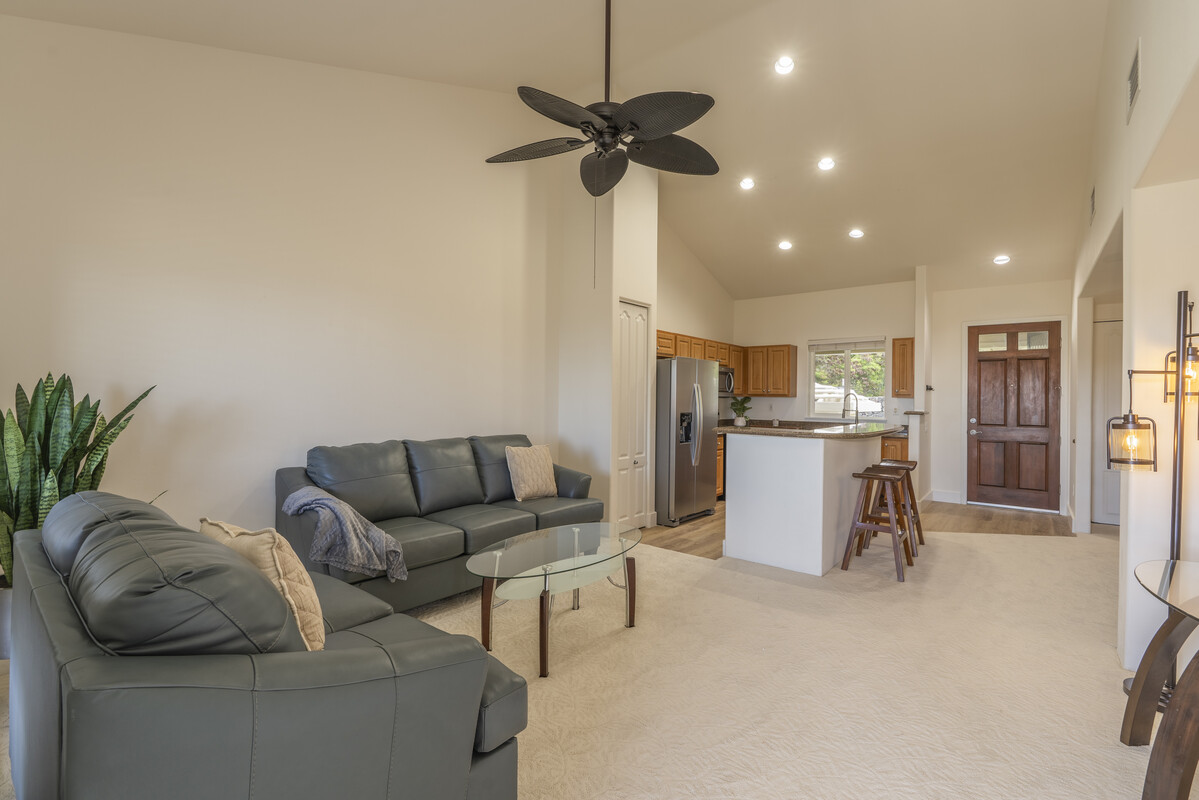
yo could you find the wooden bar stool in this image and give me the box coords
[842,466,914,581]
[863,464,918,559]
[879,458,924,546]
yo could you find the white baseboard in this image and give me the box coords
[931,490,961,504]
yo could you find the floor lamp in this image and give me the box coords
[1114,290,1197,713]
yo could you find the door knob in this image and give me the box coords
[633,460,640,465]
[969,417,977,424]
[969,429,978,436]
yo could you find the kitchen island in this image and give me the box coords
[715,421,902,576]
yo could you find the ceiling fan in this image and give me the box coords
[486,0,719,197]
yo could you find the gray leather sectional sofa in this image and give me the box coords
[10,491,528,800]
[275,434,604,612]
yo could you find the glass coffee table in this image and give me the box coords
[466,522,640,677]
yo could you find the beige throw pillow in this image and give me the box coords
[505,444,558,502]
[199,518,325,651]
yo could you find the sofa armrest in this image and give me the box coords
[553,464,592,499]
[310,571,393,633]
[59,634,490,800]
[275,467,325,573]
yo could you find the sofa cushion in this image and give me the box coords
[200,518,325,651]
[423,505,537,554]
[493,497,605,529]
[306,440,420,522]
[375,516,465,570]
[69,513,307,656]
[41,491,176,577]
[468,434,533,502]
[322,609,457,650]
[309,571,393,633]
[476,655,529,753]
[505,445,557,502]
[404,438,486,515]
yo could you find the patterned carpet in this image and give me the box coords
[0,529,1161,798]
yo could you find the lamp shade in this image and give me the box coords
[1107,413,1157,471]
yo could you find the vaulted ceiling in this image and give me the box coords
[0,0,1111,298]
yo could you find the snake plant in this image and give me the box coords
[0,374,153,580]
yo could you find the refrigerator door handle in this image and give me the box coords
[691,382,702,467]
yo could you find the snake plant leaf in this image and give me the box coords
[26,380,46,465]
[15,384,29,433]
[0,512,11,583]
[42,373,55,403]
[37,472,59,527]
[48,386,74,472]
[83,386,153,459]
[89,451,108,491]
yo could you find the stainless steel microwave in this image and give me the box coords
[718,366,735,397]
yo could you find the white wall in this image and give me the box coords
[1118,178,1199,668]
[656,219,733,342]
[732,281,916,424]
[0,17,564,529]
[926,280,1074,506]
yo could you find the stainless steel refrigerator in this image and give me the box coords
[655,357,718,527]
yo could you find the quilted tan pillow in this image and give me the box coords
[505,444,558,502]
[199,518,325,651]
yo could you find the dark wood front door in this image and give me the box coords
[967,321,1061,510]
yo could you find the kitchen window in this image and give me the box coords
[808,339,886,418]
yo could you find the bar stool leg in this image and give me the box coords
[884,482,912,581]
[905,470,925,545]
[842,477,872,570]
[897,476,917,558]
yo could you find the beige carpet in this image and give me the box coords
[414,530,1152,799]
[0,530,1163,798]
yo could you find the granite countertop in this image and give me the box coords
[715,422,902,439]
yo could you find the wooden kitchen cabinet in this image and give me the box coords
[730,346,746,394]
[881,436,908,461]
[690,338,706,359]
[746,346,768,395]
[674,334,692,358]
[716,434,725,497]
[892,337,915,398]
[705,339,720,362]
[717,342,730,365]
[745,344,798,397]
[656,330,676,358]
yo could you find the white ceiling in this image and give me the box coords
[0,0,1111,299]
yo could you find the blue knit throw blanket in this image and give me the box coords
[282,486,408,581]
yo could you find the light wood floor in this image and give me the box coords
[641,498,1097,560]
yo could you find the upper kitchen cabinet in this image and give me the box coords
[656,330,676,358]
[674,333,692,358]
[891,337,915,398]
[730,346,746,394]
[689,338,706,359]
[705,339,720,362]
[746,345,798,397]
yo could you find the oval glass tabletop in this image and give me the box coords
[1134,560,1199,621]
[465,522,641,581]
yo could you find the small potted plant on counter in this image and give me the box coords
[730,396,751,427]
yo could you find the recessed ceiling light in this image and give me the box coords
[775,56,794,75]
[849,229,864,239]
[994,255,1011,265]
[778,240,793,250]
[740,177,755,190]
[818,157,835,171]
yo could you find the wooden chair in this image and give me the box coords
[842,466,914,581]
[879,458,924,546]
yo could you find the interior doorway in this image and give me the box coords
[966,320,1062,511]
[615,301,654,529]
[1091,319,1123,524]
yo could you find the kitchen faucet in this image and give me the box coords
[841,392,859,425]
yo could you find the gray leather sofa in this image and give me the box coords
[275,434,604,612]
[10,491,527,800]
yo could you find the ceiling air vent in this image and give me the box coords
[1127,39,1141,123]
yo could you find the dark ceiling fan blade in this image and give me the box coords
[612,92,714,140]
[518,86,606,131]
[486,138,588,163]
[626,134,719,175]
[580,150,629,197]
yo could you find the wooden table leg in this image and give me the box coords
[539,588,550,678]
[625,556,637,628]
[1143,647,1199,799]
[481,577,495,651]
[1123,609,1199,746]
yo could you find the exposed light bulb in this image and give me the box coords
[740,177,755,190]
[849,229,864,239]
[994,255,1011,265]
[1124,431,1140,454]
[778,240,793,250]
[818,157,835,171]
[775,56,794,75]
